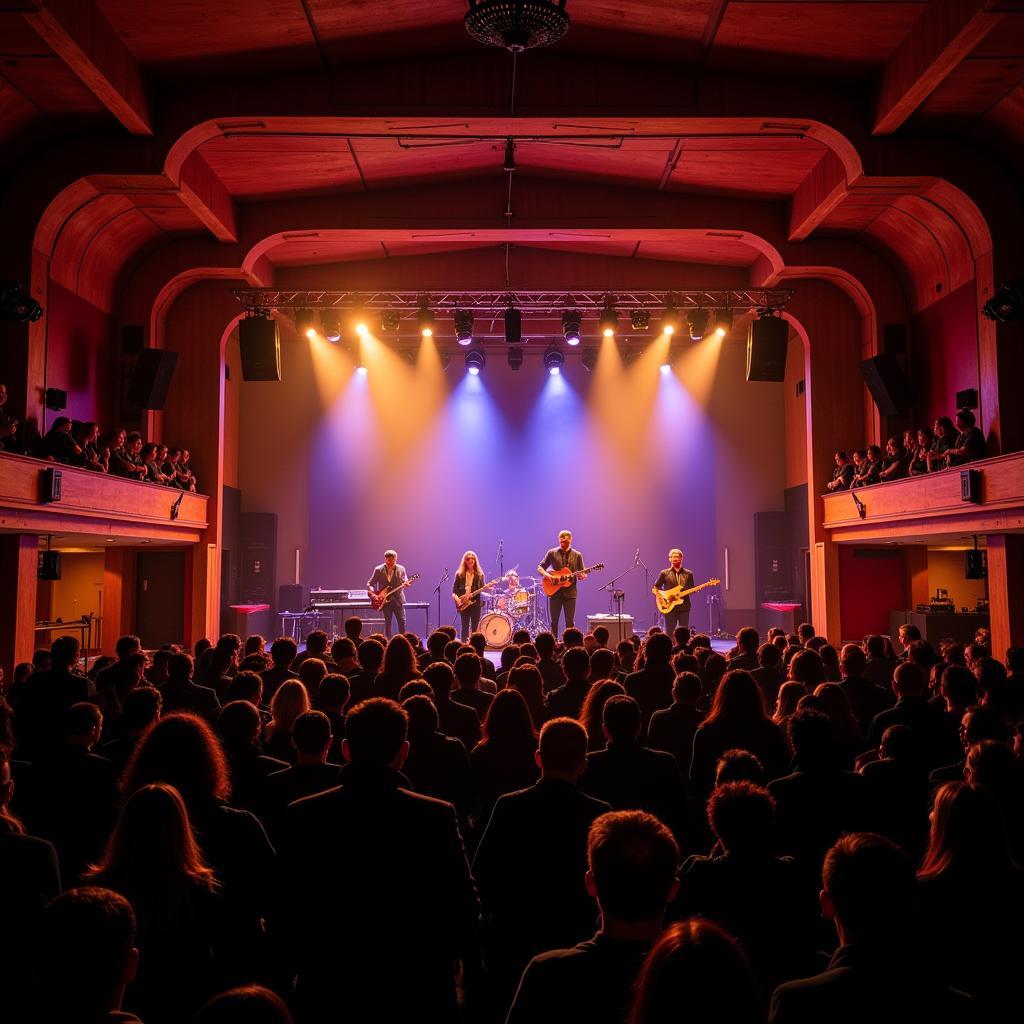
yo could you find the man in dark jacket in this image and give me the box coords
[647,671,705,768]
[770,834,975,1023]
[473,717,611,1010]
[277,698,478,1023]
[838,644,893,736]
[158,652,220,723]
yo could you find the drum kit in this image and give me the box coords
[478,569,544,647]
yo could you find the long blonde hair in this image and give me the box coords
[265,679,310,740]
[459,550,482,578]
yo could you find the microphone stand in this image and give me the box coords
[433,567,449,635]
[635,549,650,628]
[601,556,643,643]
[497,538,504,578]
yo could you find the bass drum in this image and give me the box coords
[480,610,514,649]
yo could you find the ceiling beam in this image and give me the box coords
[873,0,1003,135]
[177,151,238,243]
[788,150,849,241]
[21,0,152,135]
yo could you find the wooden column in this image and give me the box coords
[0,534,39,679]
[986,534,1024,658]
[102,547,136,655]
[906,545,930,610]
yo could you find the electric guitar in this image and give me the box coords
[540,563,605,598]
[369,573,420,611]
[455,576,501,611]
[653,578,720,615]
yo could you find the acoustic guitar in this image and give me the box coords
[540,563,605,598]
[455,576,502,611]
[369,573,420,611]
[652,578,720,615]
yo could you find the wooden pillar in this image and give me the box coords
[0,534,39,679]
[986,534,1024,658]
[906,545,930,610]
[102,547,136,655]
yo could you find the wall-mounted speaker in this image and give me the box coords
[38,550,61,581]
[955,388,979,410]
[128,349,179,409]
[746,316,788,382]
[239,317,281,381]
[960,469,982,504]
[859,354,911,417]
[44,387,67,411]
[965,550,987,580]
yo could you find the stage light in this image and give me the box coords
[0,279,43,323]
[688,308,709,341]
[417,303,435,338]
[660,338,684,371]
[660,305,679,335]
[712,309,733,337]
[355,320,369,337]
[581,348,597,372]
[630,309,651,331]
[321,310,342,342]
[543,345,565,376]
[356,365,368,376]
[454,309,475,345]
[982,279,1024,322]
[600,303,618,338]
[465,348,486,375]
[507,346,524,371]
[294,308,316,337]
[562,310,582,346]
[381,310,400,332]
[504,307,522,344]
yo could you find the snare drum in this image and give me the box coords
[510,588,531,615]
[480,611,514,648]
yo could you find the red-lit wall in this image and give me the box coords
[43,282,115,431]
[839,546,908,641]
[910,280,979,428]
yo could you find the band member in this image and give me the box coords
[367,549,408,638]
[452,550,486,641]
[538,529,587,636]
[653,548,695,636]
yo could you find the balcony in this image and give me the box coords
[0,450,208,542]
[822,451,1024,542]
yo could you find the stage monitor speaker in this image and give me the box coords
[587,614,634,644]
[278,583,305,613]
[38,550,61,581]
[860,354,911,417]
[128,349,179,409]
[239,317,281,381]
[746,316,788,382]
[965,550,987,580]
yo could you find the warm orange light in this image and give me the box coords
[356,323,369,337]
[422,327,433,338]
[714,326,727,338]
[305,327,317,339]
[602,327,614,338]
[664,324,675,336]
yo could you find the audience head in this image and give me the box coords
[534,631,556,658]
[357,638,386,673]
[453,651,483,689]
[343,698,409,769]
[269,680,310,734]
[714,748,765,786]
[193,986,294,1024]
[707,781,776,857]
[735,627,759,654]
[402,694,439,742]
[225,669,263,706]
[797,622,815,644]
[167,651,195,680]
[398,678,431,700]
[563,645,591,681]
[443,639,463,664]
[961,705,1011,749]
[939,664,977,711]
[892,661,925,698]
[318,673,350,712]
[217,700,262,749]
[304,630,329,656]
[50,634,81,670]
[629,920,762,1024]
[330,636,357,665]
[297,657,328,699]
[672,671,702,706]
[592,625,610,647]
[756,642,782,672]
[787,648,826,690]
[537,717,588,781]
[706,670,766,725]
[586,811,679,925]
[64,701,102,747]
[602,694,642,745]
[644,632,672,666]
[38,888,138,1016]
[921,781,1012,878]
[839,643,867,678]
[482,688,536,745]
[563,627,585,648]
[787,708,836,768]
[590,646,615,680]
[821,833,916,944]
[292,710,333,759]
[423,661,456,701]
[879,724,918,762]
[864,634,886,659]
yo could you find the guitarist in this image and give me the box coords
[653,548,695,636]
[366,549,408,638]
[537,529,587,636]
[452,550,487,641]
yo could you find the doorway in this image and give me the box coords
[135,550,186,647]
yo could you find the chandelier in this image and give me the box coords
[464,0,571,52]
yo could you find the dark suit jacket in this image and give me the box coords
[654,567,695,611]
[624,663,677,730]
[453,570,485,606]
[867,696,960,769]
[473,779,610,985]
[260,761,343,842]
[769,942,976,1024]
[367,563,408,605]
[158,677,221,722]
[278,763,477,1022]
[647,702,705,768]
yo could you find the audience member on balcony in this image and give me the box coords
[924,416,956,471]
[73,421,107,472]
[908,426,934,475]
[41,416,83,465]
[851,444,883,487]
[107,429,143,480]
[878,437,909,482]
[179,448,198,491]
[140,442,170,483]
[945,408,986,467]
[825,451,854,492]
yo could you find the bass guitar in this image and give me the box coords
[653,578,720,615]
[455,576,502,611]
[540,563,605,598]
[369,573,420,611]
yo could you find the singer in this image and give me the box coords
[653,547,695,635]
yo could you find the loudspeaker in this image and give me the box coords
[859,354,911,416]
[746,316,788,382]
[40,467,62,502]
[755,511,792,600]
[44,387,67,411]
[279,584,305,613]
[128,349,179,409]
[239,317,281,381]
[965,550,987,580]
[960,469,982,504]
[38,550,61,581]
[955,388,978,410]
[239,512,277,604]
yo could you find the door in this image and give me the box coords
[135,550,186,648]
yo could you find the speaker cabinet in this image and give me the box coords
[965,550,987,580]
[239,317,281,381]
[38,550,62,581]
[278,583,305,613]
[859,354,911,417]
[239,512,277,605]
[128,349,179,409]
[746,316,788,382]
